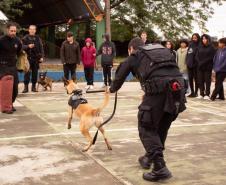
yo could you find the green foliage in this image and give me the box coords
[110,0,226,41]
[0,0,31,19]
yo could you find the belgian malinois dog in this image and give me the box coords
[64,79,112,152]
[37,71,53,91]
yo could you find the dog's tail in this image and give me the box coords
[92,88,110,116]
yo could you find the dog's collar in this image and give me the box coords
[70,89,83,95]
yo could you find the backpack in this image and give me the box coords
[137,44,186,114]
[137,44,180,83]
[17,50,30,73]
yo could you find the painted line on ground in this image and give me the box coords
[189,99,226,112]
[1,121,226,142]
[187,104,226,117]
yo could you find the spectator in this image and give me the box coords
[165,41,176,60]
[0,22,22,113]
[81,38,96,89]
[60,31,80,82]
[97,33,116,87]
[140,31,151,45]
[211,38,226,101]
[195,34,216,99]
[176,39,189,92]
[186,33,200,97]
[22,25,44,93]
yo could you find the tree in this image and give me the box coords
[110,0,226,41]
[0,0,31,19]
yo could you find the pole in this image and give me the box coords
[105,0,111,40]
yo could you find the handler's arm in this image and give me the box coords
[109,58,131,93]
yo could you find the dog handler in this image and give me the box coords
[109,38,187,181]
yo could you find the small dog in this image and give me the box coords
[37,72,53,91]
[64,78,112,152]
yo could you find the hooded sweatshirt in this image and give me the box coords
[186,34,200,68]
[195,34,216,71]
[81,38,96,68]
[213,47,226,73]
[97,41,116,66]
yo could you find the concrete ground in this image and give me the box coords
[1,82,226,185]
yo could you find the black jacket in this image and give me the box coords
[60,40,80,64]
[97,41,116,66]
[0,35,22,78]
[195,35,216,71]
[186,41,199,69]
[22,34,44,61]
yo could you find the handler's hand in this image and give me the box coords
[28,44,34,48]
[39,58,44,63]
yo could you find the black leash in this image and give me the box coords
[92,91,118,145]
[86,89,105,93]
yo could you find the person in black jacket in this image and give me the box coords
[109,38,186,182]
[195,34,216,99]
[0,22,22,113]
[22,25,44,93]
[186,33,200,97]
[97,33,116,87]
[60,31,80,81]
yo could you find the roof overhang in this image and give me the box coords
[16,0,104,27]
[0,10,8,21]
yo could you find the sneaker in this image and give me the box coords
[203,95,210,100]
[216,97,225,101]
[196,95,204,99]
[85,85,90,89]
[89,85,94,90]
[101,84,107,88]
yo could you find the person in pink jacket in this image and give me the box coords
[81,38,96,89]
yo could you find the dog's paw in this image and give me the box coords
[108,146,113,150]
[82,148,88,152]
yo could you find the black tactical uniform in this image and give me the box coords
[0,35,22,103]
[22,34,44,92]
[110,43,186,181]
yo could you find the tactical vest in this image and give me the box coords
[137,44,186,94]
[136,44,187,114]
[68,89,88,109]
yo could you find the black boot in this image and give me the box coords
[31,84,37,92]
[138,155,152,169]
[143,160,172,182]
[22,84,29,93]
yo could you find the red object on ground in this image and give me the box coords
[0,75,14,112]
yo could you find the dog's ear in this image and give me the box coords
[62,77,69,86]
[71,76,77,83]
